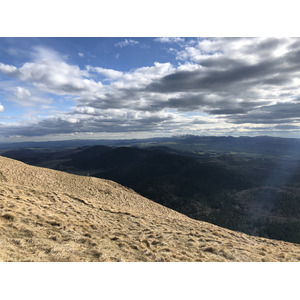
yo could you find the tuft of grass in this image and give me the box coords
[203,246,218,254]
[1,213,15,221]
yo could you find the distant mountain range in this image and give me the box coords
[1,135,300,158]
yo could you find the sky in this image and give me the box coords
[1,37,300,142]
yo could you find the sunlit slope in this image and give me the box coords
[0,156,299,262]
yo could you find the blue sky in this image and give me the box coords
[1,37,300,142]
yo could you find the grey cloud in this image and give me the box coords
[205,100,273,115]
[0,119,79,137]
[195,57,245,69]
[243,38,282,56]
[56,37,300,133]
[289,39,300,51]
[148,38,300,92]
[166,94,209,110]
[207,108,249,115]
[137,39,300,120]
[191,118,212,124]
[285,48,300,65]
[262,75,291,86]
[147,58,283,94]
[274,124,300,130]
[0,111,177,138]
[228,102,300,124]
[146,70,202,93]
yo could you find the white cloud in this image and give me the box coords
[0,62,18,75]
[18,60,94,94]
[65,117,79,124]
[32,46,61,62]
[14,87,31,99]
[176,37,298,66]
[111,62,174,89]
[0,103,4,112]
[114,39,139,48]
[87,66,123,79]
[177,62,202,72]
[75,107,96,114]
[0,47,103,97]
[154,37,185,44]
[78,52,84,57]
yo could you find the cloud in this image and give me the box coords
[0,110,177,137]
[0,47,103,96]
[154,37,185,44]
[274,124,300,130]
[0,62,18,76]
[228,102,300,124]
[86,66,123,80]
[112,62,174,88]
[77,62,175,112]
[14,87,31,99]
[0,103,4,112]
[147,59,284,94]
[141,38,300,120]
[1,39,300,140]
[78,52,84,57]
[114,39,139,48]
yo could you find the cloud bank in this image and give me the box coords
[0,38,300,140]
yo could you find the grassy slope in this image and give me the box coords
[0,156,300,262]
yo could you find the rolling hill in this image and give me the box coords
[0,155,299,262]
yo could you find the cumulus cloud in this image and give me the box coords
[0,47,103,96]
[0,62,18,76]
[77,62,175,112]
[18,60,100,95]
[114,39,139,48]
[14,87,31,99]
[112,62,174,89]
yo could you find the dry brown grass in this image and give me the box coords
[0,155,300,262]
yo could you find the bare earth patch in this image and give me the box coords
[0,156,299,262]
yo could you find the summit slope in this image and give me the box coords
[0,156,299,262]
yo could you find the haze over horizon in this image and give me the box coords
[1,37,300,142]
